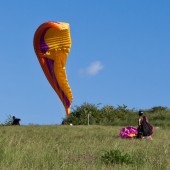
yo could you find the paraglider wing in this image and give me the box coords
[119,126,137,138]
[33,22,73,116]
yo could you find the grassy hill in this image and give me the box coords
[0,125,169,170]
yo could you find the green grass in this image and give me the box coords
[0,125,169,170]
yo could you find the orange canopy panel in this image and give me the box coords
[33,22,73,116]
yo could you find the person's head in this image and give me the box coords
[138,111,144,116]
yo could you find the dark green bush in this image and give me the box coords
[101,149,133,165]
[0,115,13,126]
[62,102,170,127]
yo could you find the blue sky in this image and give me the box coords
[0,0,170,125]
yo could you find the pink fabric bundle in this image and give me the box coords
[120,126,138,138]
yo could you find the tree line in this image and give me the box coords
[62,103,170,128]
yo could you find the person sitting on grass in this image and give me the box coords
[12,116,21,125]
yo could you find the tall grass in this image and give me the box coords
[0,125,169,170]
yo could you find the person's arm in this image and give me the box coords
[138,117,143,126]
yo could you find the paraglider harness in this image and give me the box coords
[137,115,154,138]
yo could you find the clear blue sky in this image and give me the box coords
[0,0,170,125]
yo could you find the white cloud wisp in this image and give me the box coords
[79,61,104,76]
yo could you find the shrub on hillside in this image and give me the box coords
[62,102,170,127]
[0,115,13,126]
[101,149,133,165]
